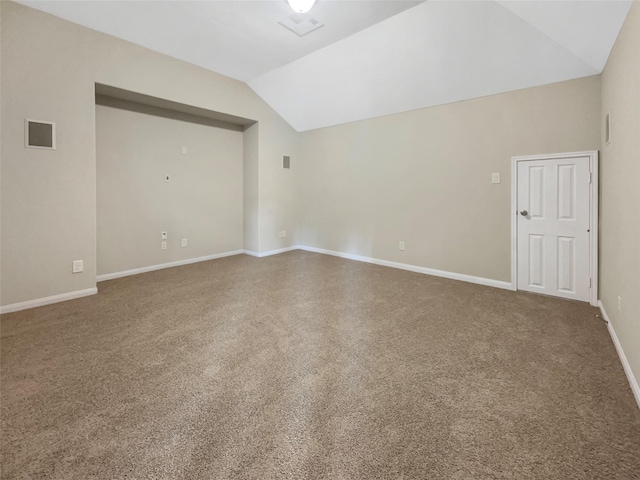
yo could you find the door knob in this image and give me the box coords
[520,210,529,216]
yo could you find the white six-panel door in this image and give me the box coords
[516,156,592,302]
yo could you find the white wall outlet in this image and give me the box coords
[181,146,188,154]
[165,175,170,182]
[161,241,167,250]
[618,295,622,314]
[72,260,83,273]
[399,241,405,251]
[161,231,168,240]
[181,238,188,247]
[491,173,501,184]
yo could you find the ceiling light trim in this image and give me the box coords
[287,0,317,14]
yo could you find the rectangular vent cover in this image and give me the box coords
[279,13,323,37]
[25,119,55,149]
[283,155,291,169]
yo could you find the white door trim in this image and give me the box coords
[511,151,599,306]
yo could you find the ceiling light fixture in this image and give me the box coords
[287,0,316,14]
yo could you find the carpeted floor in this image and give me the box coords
[1,251,639,479]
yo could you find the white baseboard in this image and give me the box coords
[598,301,640,410]
[297,245,515,291]
[97,250,244,282]
[0,245,512,314]
[0,287,98,314]
[243,246,298,258]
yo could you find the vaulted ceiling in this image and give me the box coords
[18,0,633,132]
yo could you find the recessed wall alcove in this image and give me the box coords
[95,84,259,279]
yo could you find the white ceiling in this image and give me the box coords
[249,0,633,131]
[18,0,633,132]
[18,0,421,81]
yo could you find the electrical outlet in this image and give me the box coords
[161,241,167,250]
[492,173,501,184]
[399,241,405,251]
[282,230,287,238]
[161,231,167,240]
[618,296,622,314]
[181,238,188,247]
[72,260,83,273]
[182,147,188,154]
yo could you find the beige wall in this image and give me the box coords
[297,77,601,282]
[243,123,260,253]
[0,2,297,306]
[600,1,640,388]
[258,119,299,253]
[96,104,243,275]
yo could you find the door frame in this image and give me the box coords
[510,151,599,306]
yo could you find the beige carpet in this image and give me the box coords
[1,251,639,479]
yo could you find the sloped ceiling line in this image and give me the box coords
[493,1,599,76]
[495,0,633,73]
[16,0,634,132]
[249,0,628,131]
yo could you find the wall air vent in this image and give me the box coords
[279,13,323,37]
[283,155,291,169]
[25,119,56,149]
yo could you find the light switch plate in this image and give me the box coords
[492,173,501,184]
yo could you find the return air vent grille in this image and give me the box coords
[283,155,291,169]
[279,13,323,37]
[25,119,56,149]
